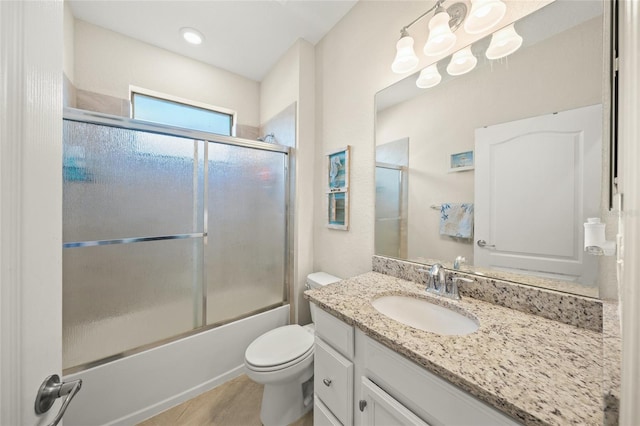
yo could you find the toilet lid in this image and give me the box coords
[245,325,314,368]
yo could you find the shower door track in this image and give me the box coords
[63,107,290,154]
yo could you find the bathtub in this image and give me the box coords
[63,305,289,425]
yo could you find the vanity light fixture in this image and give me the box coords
[416,64,442,89]
[446,46,477,75]
[485,24,523,59]
[463,0,507,34]
[393,0,517,81]
[391,0,468,73]
[180,27,204,45]
[391,29,420,73]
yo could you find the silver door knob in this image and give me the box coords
[323,378,332,387]
[35,374,82,426]
[477,239,496,248]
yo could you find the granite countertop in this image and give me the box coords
[305,272,603,426]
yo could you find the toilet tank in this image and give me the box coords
[306,272,341,323]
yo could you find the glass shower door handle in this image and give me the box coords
[35,374,82,426]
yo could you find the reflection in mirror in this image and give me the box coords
[375,0,609,298]
[376,138,409,258]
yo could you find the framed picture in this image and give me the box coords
[326,146,350,230]
[448,150,474,172]
[327,190,349,230]
[327,146,350,190]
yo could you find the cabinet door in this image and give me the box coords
[360,378,430,426]
[315,397,343,426]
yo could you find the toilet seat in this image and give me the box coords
[246,346,313,372]
[245,325,314,371]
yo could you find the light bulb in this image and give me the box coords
[416,64,442,89]
[423,10,457,57]
[464,0,506,34]
[391,35,419,74]
[486,24,523,60]
[447,46,477,76]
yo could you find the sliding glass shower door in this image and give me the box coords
[62,115,289,371]
[206,143,287,325]
[375,165,406,259]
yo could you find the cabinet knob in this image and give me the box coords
[323,378,332,387]
[359,400,367,412]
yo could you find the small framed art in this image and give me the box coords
[326,146,350,230]
[448,150,474,172]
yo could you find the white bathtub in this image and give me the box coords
[63,305,289,425]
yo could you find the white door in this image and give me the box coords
[474,104,602,284]
[0,1,65,424]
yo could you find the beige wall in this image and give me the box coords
[63,2,74,83]
[260,39,316,324]
[260,41,300,126]
[376,17,603,268]
[74,19,260,128]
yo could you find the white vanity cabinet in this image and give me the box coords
[311,304,522,426]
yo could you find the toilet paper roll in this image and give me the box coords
[584,217,606,248]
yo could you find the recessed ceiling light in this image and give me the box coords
[180,27,204,45]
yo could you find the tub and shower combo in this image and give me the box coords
[61,108,291,425]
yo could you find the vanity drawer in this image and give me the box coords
[315,337,353,425]
[314,397,343,426]
[314,305,354,359]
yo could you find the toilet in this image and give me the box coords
[244,272,341,426]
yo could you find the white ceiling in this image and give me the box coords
[68,0,358,82]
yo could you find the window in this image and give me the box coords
[131,88,235,136]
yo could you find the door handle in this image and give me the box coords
[477,239,496,248]
[35,374,82,426]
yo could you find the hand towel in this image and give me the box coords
[439,203,474,239]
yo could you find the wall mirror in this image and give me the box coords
[375,0,612,298]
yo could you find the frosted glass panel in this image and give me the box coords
[63,238,203,369]
[63,121,203,242]
[375,167,402,258]
[206,144,287,324]
[62,118,289,370]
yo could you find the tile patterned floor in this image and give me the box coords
[137,375,313,426]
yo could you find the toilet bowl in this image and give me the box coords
[244,272,341,426]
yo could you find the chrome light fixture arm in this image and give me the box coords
[399,1,467,37]
[399,1,442,36]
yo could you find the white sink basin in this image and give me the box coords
[371,295,478,336]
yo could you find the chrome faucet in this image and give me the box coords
[447,275,474,300]
[421,263,473,300]
[453,255,466,270]
[426,263,446,295]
